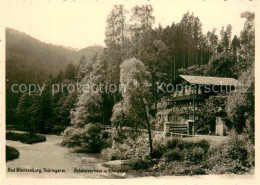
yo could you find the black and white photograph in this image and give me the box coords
[0,0,259,184]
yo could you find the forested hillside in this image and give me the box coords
[6,28,103,124]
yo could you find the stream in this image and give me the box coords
[6,135,140,178]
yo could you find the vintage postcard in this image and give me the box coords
[0,0,259,185]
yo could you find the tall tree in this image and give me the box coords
[231,35,240,56]
[16,93,36,136]
[105,5,127,46]
[226,12,255,141]
[34,80,53,133]
[220,24,232,52]
[117,58,154,156]
[206,28,219,58]
[65,63,77,80]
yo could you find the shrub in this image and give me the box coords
[6,132,46,144]
[166,138,179,149]
[62,123,111,153]
[6,145,20,161]
[110,103,136,128]
[131,158,152,170]
[62,126,82,147]
[180,165,206,175]
[194,139,210,153]
[26,135,46,144]
[207,132,254,174]
[166,138,209,152]
[151,144,167,159]
[164,149,183,162]
[83,123,104,153]
[101,129,150,160]
[113,130,128,144]
[185,147,205,164]
[51,125,65,135]
[130,157,159,171]
[176,140,193,150]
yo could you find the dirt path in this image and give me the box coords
[6,135,138,178]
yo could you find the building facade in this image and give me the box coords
[156,75,239,136]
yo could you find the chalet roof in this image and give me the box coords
[179,75,239,86]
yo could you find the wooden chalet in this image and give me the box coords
[156,75,239,136]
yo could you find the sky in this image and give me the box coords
[2,0,257,50]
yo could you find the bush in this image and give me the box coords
[164,149,183,162]
[180,165,206,175]
[176,140,193,150]
[166,138,209,152]
[6,145,19,161]
[166,138,178,149]
[51,125,65,135]
[185,147,205,164]
[194,139,210,153]
[151,143,167,159]
[83,123,104,153]
[62,123,111,153]
[158,161,206,176]
[131,158,152,170]
[62,126,83,147]
[207,132,254,174]
[6,132,46,144]
[101,129,150,160]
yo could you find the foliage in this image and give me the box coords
[70,92,104,127]
[62,123,110,153]
[111,58,151,128]
[34,82,53,133]
[178,52,238,78]
[61,126,82,147]
[53,92,78,133]
[118,58,154,155]
[65,63,77,80]
[15,78,54,134]
[6,145,20,162]
[225,12,255,139]
[207,131,254,174]
[110,102,136,128]
[164,149,183,162]
[166,138,209,153]
[6,132,46,144]
[219,24,232,52]
[129,135,253,175]
[151,142,167,159]
[131,158,158,171]
[196,96,227,134]
[129,138,209,175]
[239,12,255,62]
[105,5,126,46]
[101,129,150,160]
[158,161,207,176]
[16,93,37,135]
[6,28,102,127]
[185,146,205,164]
[206,52,238,78]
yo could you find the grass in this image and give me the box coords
[6,145,20,161]
[6,132,46,144]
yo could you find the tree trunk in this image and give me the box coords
[143,98,153,157]
[200,50,203,66]
[173,52,176,80]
